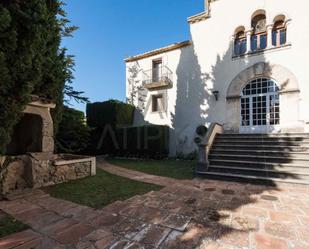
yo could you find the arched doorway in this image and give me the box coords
[240,77,280,133]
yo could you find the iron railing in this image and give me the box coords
[142,66,173,87]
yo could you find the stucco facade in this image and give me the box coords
[125,0,309,156]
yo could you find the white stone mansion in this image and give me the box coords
[125,0,309,157]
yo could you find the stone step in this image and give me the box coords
[211,149,309,157]
[218,133,309,138]
[202,133,309,184]
[212,144,309,152]
[209,164,309,173]
[209,158,309,168]
[214,138,309,146]
[195,171,309,185]
[209,153,309,163]
[208,165,309,180]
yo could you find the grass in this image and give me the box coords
[0,214,29,238]
[107,158,196,180]
[44,168,162,209]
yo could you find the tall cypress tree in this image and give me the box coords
[0,0,86,154]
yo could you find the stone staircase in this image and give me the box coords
[200,133,309,184]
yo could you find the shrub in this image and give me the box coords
[56,106,90,153]
[86,100,134,128]
[88,125,169,158]
[85,100,169,158]
[116,125,169,158]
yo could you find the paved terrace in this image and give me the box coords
[0,159,309,249]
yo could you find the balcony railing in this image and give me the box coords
[142,66,173,90]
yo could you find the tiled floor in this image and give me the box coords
[1,161,309,249]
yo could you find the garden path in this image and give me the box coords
[0,160,309,248]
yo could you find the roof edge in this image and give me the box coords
[187,0,216,24]
[187,11,210,24]
[125,40,192,63]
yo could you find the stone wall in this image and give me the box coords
[0,156,29,195]
[0,153,96,195]
[52,161,91,184]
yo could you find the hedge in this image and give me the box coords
[86,100,134,128]
[88,125,169,158]
[56,106,90,154]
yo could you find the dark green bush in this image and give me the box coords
[117,125,169,157]
[56,107,90,153]
[88,125,169,158]
[86,100,134,128]
[85,100,169,158]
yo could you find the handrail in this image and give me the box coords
[142,66,173,86]
[195,123,223,172]
[205,123,224,155]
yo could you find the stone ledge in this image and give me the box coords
[54,154,96,176]
[232,43,292,60]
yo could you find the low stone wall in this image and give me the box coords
[53,154,96,184]
[0,156,29,195]
[0,153,96,195]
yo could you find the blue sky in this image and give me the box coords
[62,0,204,112]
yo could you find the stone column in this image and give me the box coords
[285,19,292,44]
[246,30,252,53]
[231,36,236,56]
[267,24,273,48]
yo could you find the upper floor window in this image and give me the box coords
[152,59,162,82]
[232,11,290,59]
[272,19,287,47]
[234,29,247,56]
[251,14,267,51]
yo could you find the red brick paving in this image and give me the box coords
[0,230,41,249]
[0,159,309,248]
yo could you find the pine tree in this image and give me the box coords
[0,0,87,154]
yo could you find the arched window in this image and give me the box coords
[251,14,267,51]
[272,19,286,47]
[241,78,280,129]
[234,29,247,56]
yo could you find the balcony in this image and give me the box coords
[142,66,173,90]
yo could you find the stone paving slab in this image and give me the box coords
[0,229,42,249]
[133,224,171,248]
[1,160,309,248]
[160,214,191,232]
[51,222,94,245]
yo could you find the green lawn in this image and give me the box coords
[107,158,196,180]
[0,214,29,238]
[44,168,162,209]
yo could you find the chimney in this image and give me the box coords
[205,0,211,13]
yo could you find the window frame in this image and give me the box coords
[234,31,247,56]
[152,58,163,83]
[251,14,267,52]
[151,94,165,113]
[272,20,287,47]
[251,31,268,51]
[241,77,280,128]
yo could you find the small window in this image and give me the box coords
[152,94,164,112]
[234,30,247,56]
[272,20,286,47]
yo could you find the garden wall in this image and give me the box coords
[0,153,96,195]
